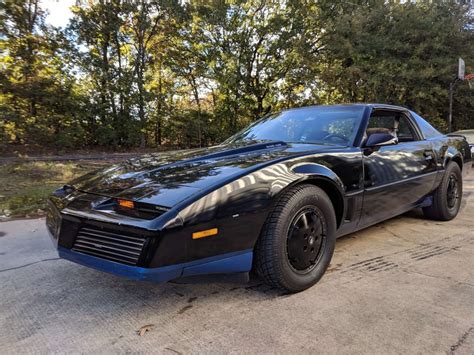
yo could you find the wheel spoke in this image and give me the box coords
[301,213,309,230]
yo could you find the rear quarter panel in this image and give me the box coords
[430,135,472,186]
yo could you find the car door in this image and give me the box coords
[359,109,438,227]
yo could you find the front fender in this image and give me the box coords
[292,163,345,193]
[288,163,346,227]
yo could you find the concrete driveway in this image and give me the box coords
[1,175,473,354]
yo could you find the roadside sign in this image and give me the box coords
[458,58,465,80]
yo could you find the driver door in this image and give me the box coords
[359,109,437,227]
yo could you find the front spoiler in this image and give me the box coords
[58,247,253,283]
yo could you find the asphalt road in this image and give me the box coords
[1,175,473,354]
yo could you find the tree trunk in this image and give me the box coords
[137,34,146,148]
[190,73,202,147]
[155,61,163,146]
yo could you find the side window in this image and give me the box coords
[367,111,398,136]
[367,111,419,143]
[397,115,418,142]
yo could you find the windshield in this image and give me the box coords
[225,106,365,146]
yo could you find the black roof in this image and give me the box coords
[284,103,409,113]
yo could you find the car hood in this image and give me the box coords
[70,141,337,207]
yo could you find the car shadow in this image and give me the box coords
[40,260,288,314]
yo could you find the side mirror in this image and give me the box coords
[365,133,398,147]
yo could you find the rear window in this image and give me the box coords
[453,131,474,144]
[409,111,442,139]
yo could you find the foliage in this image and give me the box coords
[1,0,473,152]
[0,0,83,149]
[320,0,474,130]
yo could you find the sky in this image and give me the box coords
[41,0,75,28]
[41,0,474,29]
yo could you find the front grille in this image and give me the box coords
[72,227,147,265]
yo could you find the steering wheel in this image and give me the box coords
[322,133,348,143]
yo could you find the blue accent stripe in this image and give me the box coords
[182,251,253,277]
[58,247,253,283]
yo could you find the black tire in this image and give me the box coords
[423,161,463,221]
[254,184,336,293]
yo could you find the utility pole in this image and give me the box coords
[448,80,459,133]
[449,58,465,132]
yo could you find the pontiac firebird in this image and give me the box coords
[46,104,472,292]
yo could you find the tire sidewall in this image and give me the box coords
[441,162,463,219]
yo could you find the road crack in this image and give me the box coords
[0,258,60,273]
[379,225,424,245]
[447,326,474,354]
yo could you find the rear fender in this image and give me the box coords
[443,146,462,169]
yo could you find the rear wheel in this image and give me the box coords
[423,161,462,221]
[254,184,336,293]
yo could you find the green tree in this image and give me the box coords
[1,0,472,152]
[318,0,474,131]
[185,0,312,137]
[0,0,81,148]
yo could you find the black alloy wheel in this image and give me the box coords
[286,207,326,272]
[446,173,460,210]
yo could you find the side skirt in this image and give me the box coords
[336,195,433,239]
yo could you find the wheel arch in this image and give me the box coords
[270,163,346,229]
[296,177,345,229]
[443,147,463,171]
[451,155,463,171]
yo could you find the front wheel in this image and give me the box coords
[254,184,336,293]
[423,161,463,221]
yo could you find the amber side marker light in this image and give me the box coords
[118,199,134,209]
[192,228,218,239]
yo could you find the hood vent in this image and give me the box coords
[113,199,170,220]
[90,197,170,220]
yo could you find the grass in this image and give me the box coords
[0,161,110,220]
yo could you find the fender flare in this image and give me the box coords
[271,163,347,228]
[291,163,345,192]
[443,146,463,170]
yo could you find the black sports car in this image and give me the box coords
[46,104,472,292]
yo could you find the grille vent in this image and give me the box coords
[72,227,146,265]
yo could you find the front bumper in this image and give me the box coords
[46,198,253,283]
[58,247,252,282]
